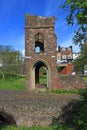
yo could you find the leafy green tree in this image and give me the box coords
[74,42,87,74]
[61,0,87,46]
[0,45,24,79]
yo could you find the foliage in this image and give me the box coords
[74,88,87,130]
[58,88,87,130]
[56,66,62,73]
[83,76,87,84]
[0,124,74,130]
[74,43,87,73]
[39,75,47,86]
[61,0,87,45]
[47,89,80,94]
[0,45,24,79]
[74,57,85,74]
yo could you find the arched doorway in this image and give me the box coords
[30,60,51,90]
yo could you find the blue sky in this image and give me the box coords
[0,0,80,55]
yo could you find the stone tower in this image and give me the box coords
[25,14,60,91]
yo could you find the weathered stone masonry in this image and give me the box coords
[25,14,60,90]
[25,14,86,91]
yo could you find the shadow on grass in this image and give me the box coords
[52,88,87,130]
[0,111,16,130]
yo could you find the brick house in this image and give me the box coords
[57,46,73,75]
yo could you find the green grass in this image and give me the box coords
[47,89,80,94]
[0,74,26,91]
[83,76,87,84]
[39,75,47,85]
[0,74,87,92]
[0,125,74,130]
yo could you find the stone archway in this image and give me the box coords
[30,59,51,90]
[25,14,60,91]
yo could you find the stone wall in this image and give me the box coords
[25,14,60,90]
[60,75,86,90]
[0,91,79,127]
[25,14,54,28]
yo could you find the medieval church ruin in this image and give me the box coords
[25,14,60,90]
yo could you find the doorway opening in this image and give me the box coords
[35,62,47,89]
[30,60,51,90]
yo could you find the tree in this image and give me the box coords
[74,42,87,74]
[61,0,87,46]
[0,45,24,79]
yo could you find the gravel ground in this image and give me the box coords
[0,90,80,110]
[0,90,80,126]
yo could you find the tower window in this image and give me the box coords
[35,46,40,53]
[35,33,44,53]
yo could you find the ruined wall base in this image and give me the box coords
[59,75,86,90]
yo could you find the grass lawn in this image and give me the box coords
[0,75,26,91]
[0,125,74,130]
[39,75,47,86]
[0,74,87,91]
[83,76,87,84]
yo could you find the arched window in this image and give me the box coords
[35,33,44,53]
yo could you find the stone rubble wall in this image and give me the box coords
[0,91,79,127]
[60,75,86,90]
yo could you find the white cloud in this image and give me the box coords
[22,49,25,56]
[55,21,66,29]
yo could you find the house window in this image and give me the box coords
[62,55,66,59]
[68,54,72,59]
[62,47,66,51]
